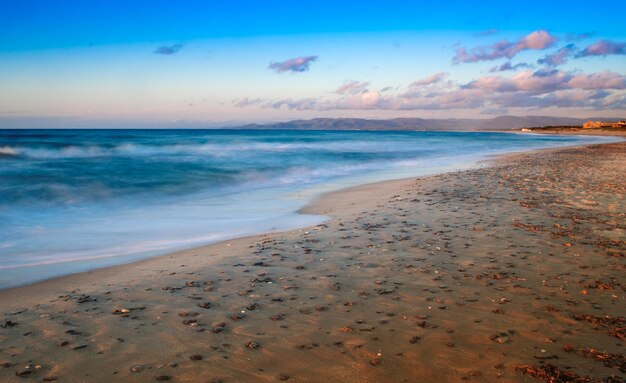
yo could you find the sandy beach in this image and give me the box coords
[519,127,626,137]
[0,141,624,382]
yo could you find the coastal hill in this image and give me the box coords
[240,115,624,131]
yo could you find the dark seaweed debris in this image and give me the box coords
[578,348,626,374]
[573,314,626,340]
[515,364,623,383]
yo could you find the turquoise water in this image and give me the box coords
[0,129,618,288]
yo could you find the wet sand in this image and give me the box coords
[0,142,624,382]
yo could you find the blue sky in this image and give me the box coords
[1,1,625,127]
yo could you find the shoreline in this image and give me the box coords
[0,138,609,298]
[516,127,626,136]
[0,141,624,382]
[5,128,608,292]
[1,133,622,293]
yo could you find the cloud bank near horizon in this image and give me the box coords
[234,68,626,113]
[232,31,626,117]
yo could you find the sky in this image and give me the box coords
[0,0,625,128]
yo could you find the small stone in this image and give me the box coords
[246,341,260,349]
[15,370,33,377]
[1,320,17,328]
[190,354,203,361]
[72,345,88,350]
[489,332,513,343]
[155,375,171,381]
[131,365,144,373]
[112,308,131,314]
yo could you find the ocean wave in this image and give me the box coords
[0,146,19,156]
[4,140,423,159]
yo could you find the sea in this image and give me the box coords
[0,129,619,288]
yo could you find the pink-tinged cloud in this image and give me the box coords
[268,56,318,73]
[235,68,626,112]
[232,98,263,108]
[452,30,557,64]
[334,81,370,95]
[235,84,625,111]
[465,70,626,94]
[319,91,384,109]
[577,40,626,57]
[519,31,556,50]
[489,61,533,72]
[267,98,321,110]
[410,72,448,87]
[538,44,575,66]
[566,71,626,90]
[599,92,626,108]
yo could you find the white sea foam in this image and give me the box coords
[0,146,18,156]
[7,140,425,159]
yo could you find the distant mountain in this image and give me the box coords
[239,116,623,131]
[1,115,623,130]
